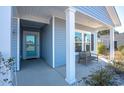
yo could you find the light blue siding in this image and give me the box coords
[0,7,12,58]
[54,17,96,67]
[75,6,113,25]
[54,18,66,67]
[11,18,18,70]
[41,18,53,67]
[12,6,18,17]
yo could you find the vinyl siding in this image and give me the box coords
[0,7,12,58]
[41,18,53,67]
[75,6,113,26]
[100,34,124,48]
[12,6,18,17]
[11,18,18,70]
[54,17,95,67]
[54,17,66,67]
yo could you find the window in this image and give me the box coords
[75,32,82,52]
[75,32,93,52]
[114,41,117,50]
[91,34,94,51]
[84,33,91,51]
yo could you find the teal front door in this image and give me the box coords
[23,31,39,59]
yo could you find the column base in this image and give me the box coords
[65,77,76,85]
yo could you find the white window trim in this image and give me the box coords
[75,29,92,53]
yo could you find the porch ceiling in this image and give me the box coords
[75,11,109,30]
[16,6,67,24]
[16,6,109,31]
[20,19,47,29]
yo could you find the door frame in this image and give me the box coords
[23,31,40,59]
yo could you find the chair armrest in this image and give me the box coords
[90,53,98,57]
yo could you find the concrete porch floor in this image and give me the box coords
[55,59,107,85]
[16,59,107,86]
[16,59,68,86]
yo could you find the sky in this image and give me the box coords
[115,6,124,33]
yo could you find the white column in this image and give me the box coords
[82,33,84,51]
[52,16,55,68]
[0,7,12,58]
[65,7,76,84]
[110,28,115,61]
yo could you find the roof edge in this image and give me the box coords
[105,6,121,27]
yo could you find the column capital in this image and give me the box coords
[65,7,76,14]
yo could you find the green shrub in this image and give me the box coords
[83,68,116,86]
[98,43,107,55]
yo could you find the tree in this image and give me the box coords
[97,30,109,38]
[98,30,119,38]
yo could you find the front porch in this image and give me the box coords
[12,6,116,84]
[0,6,120,85]
[16,59,107,86]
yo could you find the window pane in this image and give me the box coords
[26,35,37,57]
[85,33,91,51]
[26,35,36,51]
[75,32,82,52]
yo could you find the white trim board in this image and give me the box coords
[52,16,55,68]
[105,6,121,27]
[19,16,50,24]
[17,18,20,71]
[76,29,93,34]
